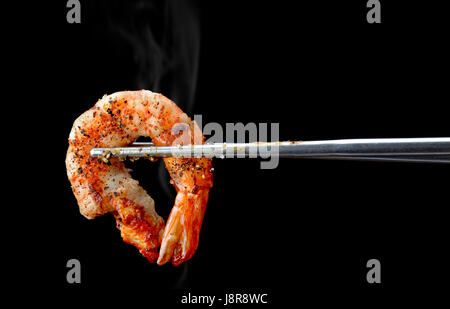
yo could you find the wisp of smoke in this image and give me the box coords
[106,0,201,113]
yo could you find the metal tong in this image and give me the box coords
[90,138,450,164]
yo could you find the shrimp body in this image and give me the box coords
[66,90,213,265]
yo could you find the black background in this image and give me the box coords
[10,0,449,306]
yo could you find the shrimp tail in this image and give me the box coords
[157,189,209,266]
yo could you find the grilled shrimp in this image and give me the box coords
[66,90,213,265]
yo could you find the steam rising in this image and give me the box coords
[109,0,201,113]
